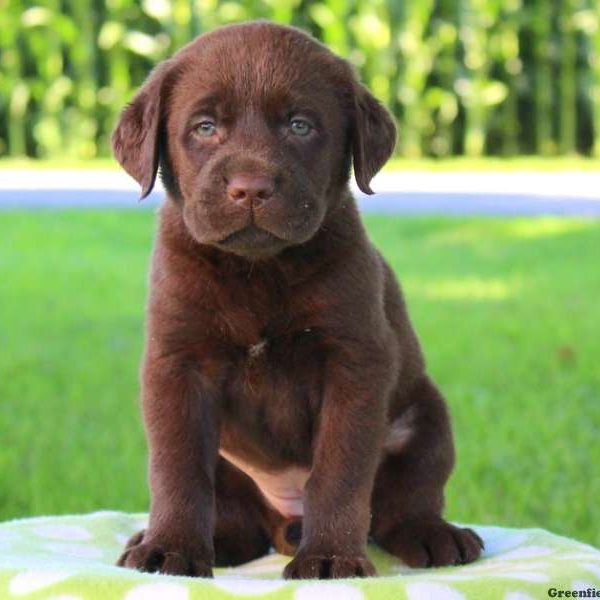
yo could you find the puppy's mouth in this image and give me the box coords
[216,225,287,257]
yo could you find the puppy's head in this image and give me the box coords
[113,21,395,259]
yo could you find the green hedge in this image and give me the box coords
[2,0,600,159]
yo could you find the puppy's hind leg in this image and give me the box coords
[370,376,483,568]
[214,458,272,566]
[215,458,306,565]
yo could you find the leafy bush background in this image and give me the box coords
[2,0,600,159]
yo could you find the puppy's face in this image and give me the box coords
[113,22,395,259]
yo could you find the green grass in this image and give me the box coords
[2,156,600,171]
[0,211,598,549]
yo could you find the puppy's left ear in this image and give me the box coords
[112,60,172,199]
[352,84,397,195]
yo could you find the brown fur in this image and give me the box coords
[113,21,482,579]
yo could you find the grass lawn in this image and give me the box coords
[0,210,598,549]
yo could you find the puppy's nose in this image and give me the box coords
[227,173,274,208]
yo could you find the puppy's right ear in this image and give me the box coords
[351,83,397,195]
[112,61,172,199]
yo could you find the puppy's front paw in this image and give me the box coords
[283,552,376,579]
[380,517,483,568]
[116,529,213,577]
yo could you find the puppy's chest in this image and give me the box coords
[218,325,325,515]
[222,325,325,437]
[215,290,327,405]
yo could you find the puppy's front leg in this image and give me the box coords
[284,349,391,579]
[117,355,219,577]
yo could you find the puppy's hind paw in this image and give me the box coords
[378,517,483,568]
[271,518,303,556]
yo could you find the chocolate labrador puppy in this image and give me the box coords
[113,20,482,579]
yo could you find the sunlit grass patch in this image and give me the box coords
[424,217,597,246]
[499,218,597,240]
[406,276,519,300]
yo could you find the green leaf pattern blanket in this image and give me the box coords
[0,512,598,599]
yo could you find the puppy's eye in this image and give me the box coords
[289,118,312,137]
[193,120,217,137]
